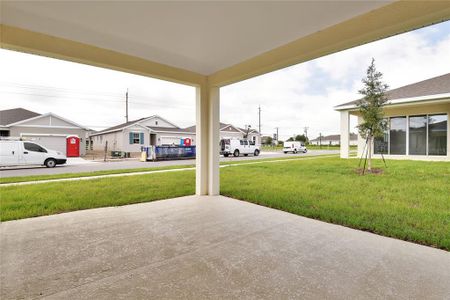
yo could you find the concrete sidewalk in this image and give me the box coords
[1,195,449,299]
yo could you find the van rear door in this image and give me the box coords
[0,141,21,166]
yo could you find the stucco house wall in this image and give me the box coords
[6,113,88,156]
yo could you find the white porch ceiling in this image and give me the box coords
[1,1,392,75]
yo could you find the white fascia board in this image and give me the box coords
[221,124,245,133]
[20,133,71,137]
[154,130,195,135]
[138,115,180,129]
[335,93,450,111]
[122,123,151,132]
[10,125,83,129]
[89,128,122,136]
[7,112,89,130]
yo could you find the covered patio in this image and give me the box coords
[1,1,450,298]
[2,195,449,299]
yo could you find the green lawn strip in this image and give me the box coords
[220,157,450,251]
[261,145,357,151]
[0,164,195,184]
[0,154,337,184]
[0,170,195,221]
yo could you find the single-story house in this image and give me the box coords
[335,73,449,161]
[184,123,261,145]
[89,116,261,153]
[310,133,357,146]
[0,108,89,156]
[89,115,193,153]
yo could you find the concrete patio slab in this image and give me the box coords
[1,195,449,299]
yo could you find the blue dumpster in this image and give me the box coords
[155,146,196,160]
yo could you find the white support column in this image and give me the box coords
[195,84,220,196]
[208,86,220,196]
[340,110,350,158]
[357,115,365,158]
[196,85,209,195]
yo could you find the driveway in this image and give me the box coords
[1,195,449,299]
[0,150,338,178]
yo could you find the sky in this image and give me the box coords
[1,20,449,140]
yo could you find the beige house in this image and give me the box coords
[310,133,357,146]
[0,108,89,156]
[89,115,194,153]
[185,123,261,145]
[336,73,450,161]
[90,116,260,153]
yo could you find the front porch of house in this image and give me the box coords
[2,195,449,299]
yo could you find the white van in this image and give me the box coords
[0,140,67,168]
[220,138,260,157]
[283,141,307,154]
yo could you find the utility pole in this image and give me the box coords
[125,88,129,123]
[303,126,309,141]
[275,127,279,144]
[258,105,261,134]
[273,127,279,147]
[319,132,322,149]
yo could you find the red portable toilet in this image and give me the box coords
[184,138,192,146]
[66,136,80,157]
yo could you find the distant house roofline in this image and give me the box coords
[310,133,357,142]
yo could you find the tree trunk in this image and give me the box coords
[367,135,372,172]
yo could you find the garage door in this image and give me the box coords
[22,135,67,154]
[160,137,181,146]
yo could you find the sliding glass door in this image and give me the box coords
[390,117,406,155]
[409,116,427,155]
[428,114,447,156]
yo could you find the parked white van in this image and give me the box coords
[283,141,307,154]
[0,140,67,168]
[220,138,260,157]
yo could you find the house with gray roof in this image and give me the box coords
[89,116,260,154]
[0,108,89,156]
[310,133,357,146]
[335,73,450,161]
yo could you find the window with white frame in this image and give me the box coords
[132,132,140,144]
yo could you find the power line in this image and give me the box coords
[0,90,193,108]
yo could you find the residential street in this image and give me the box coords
[0,150,338,178]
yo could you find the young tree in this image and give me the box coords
[357,59,389,172]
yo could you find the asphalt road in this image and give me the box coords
[0,150,338,178]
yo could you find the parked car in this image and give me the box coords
[220,138,260,157]
[283,141,307,154]
[0,140,67,168]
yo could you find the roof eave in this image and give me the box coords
[335,93,450,111]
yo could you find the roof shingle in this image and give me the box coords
[0,108,41,126]
[336,73,450,108]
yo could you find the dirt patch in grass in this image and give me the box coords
[354,167,384,175]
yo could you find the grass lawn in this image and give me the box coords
[221,157,450,251]
[0,164,195,184]
[1,156,448,250]
[261,145,356,151]
[0,170,195,221]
